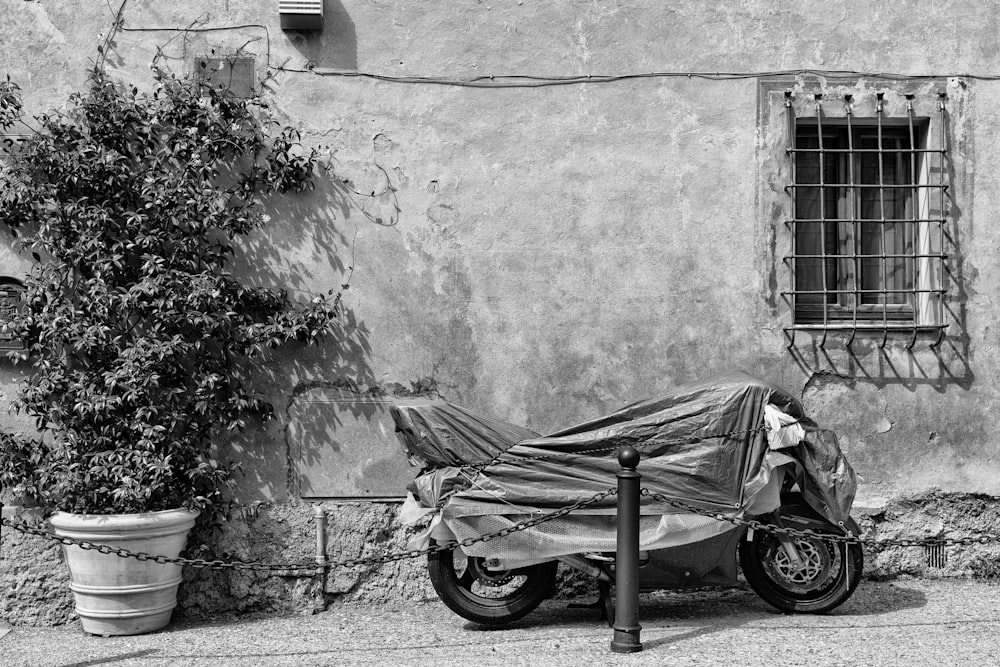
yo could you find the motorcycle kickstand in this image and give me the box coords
[567,578,614,627]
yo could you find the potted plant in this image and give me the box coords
[0,67,341,634]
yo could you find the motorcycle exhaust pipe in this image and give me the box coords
[556,554,608,581]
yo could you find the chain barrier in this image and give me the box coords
[0,487,619,572]
[6,484,1000,573]
[5,414,1000,573]
[638,489,1000,550]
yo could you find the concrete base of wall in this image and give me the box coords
[0,507,74,627]
[4,493,1000,627]
[856,491,1000,579]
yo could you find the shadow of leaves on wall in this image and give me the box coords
[219,163,422,501]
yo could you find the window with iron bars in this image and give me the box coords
[785,93,948,343]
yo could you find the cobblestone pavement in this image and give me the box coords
[4,578,1000,666]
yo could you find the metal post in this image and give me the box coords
[610,446,642,654]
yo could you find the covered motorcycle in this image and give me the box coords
[395,371,863,624]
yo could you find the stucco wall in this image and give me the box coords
[4,0,1000,623]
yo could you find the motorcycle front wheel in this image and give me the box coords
[427,546,558,626]
[740,517,864,614]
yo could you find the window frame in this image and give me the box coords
[792,120,925,324]
[775,89,950,345]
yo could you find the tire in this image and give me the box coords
[427,546,558,626]
[740,515,864,614]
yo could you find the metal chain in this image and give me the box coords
[334,486,618,568]
[0,516,321,572]
[6,483,1000,573]
[6,412,998,573]
[0,424,775,570]
[639,489,1000,549]
[0,487,619,572]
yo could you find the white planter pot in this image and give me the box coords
[49,508,199,636]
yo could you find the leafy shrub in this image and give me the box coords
[0,69,340,514]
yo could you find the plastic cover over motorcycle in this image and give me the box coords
[393,371,857,537]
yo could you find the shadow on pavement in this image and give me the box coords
[459,580,929,644]
[63,650,161,667]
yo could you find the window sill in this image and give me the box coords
[785,323,946,332]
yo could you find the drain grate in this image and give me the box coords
[925,544,948,569]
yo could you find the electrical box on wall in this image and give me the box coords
[279,1,324,32]
[195,56,256,98]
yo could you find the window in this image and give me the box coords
[785,94,948,341]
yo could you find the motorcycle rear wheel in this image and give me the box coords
[427,546,558,626]
[740,517,864,614]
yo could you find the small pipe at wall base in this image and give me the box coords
[314,504,328,611]
[314,504,327,566]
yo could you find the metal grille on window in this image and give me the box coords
[783,91,949,348]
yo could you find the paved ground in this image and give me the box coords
[4,578,1000,666]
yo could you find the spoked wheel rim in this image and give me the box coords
[740,512,864,614]
[451,551,535,605]
[427,545,559,625]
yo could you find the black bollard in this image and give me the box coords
[610,446,642,654]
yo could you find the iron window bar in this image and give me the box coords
[906,94,920,348]
[817,94,831,344]
[783,90,950,350]
[933,92,948,349]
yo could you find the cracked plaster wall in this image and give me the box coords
[5,0,1000,623]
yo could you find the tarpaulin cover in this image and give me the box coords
[393,371,856,563]
[393,397,540,468]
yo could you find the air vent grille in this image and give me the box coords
[279,0,324,30]
[925,544,948,569]
[279,1,323,15]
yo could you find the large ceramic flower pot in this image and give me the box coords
[49,508,199,636]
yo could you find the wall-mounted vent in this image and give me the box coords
[925,543,948,569]
[280,0,324,31]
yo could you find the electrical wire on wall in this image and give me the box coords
[80,3,987,334]
[101,6,978,206]
[274,65,990,88]
[100,1,999,91]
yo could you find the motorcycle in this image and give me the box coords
[394,372,864,626]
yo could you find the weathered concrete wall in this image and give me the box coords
[5,0,1000,624]
[0,507,73,626]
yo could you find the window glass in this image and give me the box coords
[793,124,920,323]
